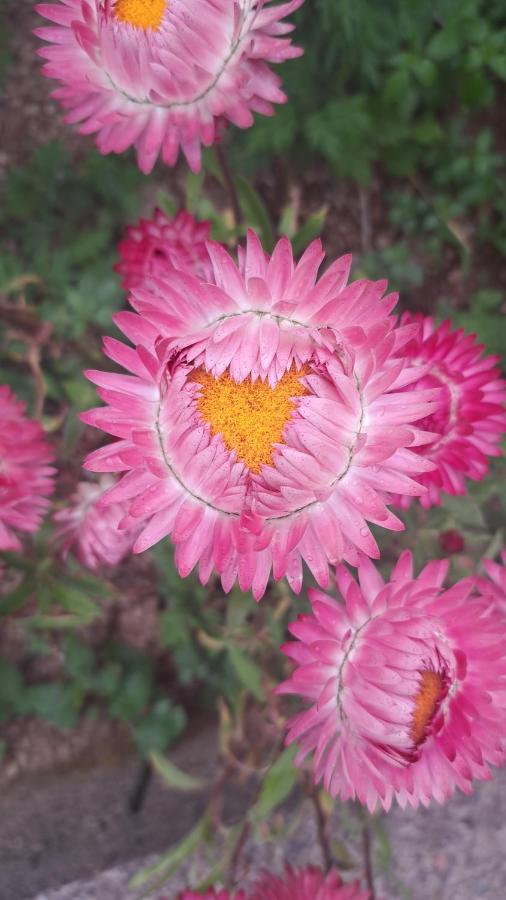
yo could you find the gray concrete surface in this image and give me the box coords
[2,723,505,900]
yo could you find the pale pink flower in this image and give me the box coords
[53,475,141,568]
[35,0,304,173]
[394,314,506,508]
[250,865,369,899]
[82,233,440,599]
[0,385,55,551]
[476,550,506,616]
[116,209,214,291]
[278,552,506,811]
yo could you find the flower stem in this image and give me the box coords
[310,785,333,873]
[361,818,376,899]
[216,142,243,229]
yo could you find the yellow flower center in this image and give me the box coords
[190,367,309,473]
[410,669,445,745]
[114,0,166,31]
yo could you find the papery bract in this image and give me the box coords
[394,314,506,508]
[53,475,141,568]
[116,209,214,291]
[0,385,55,551]
[278,552,506,811]
[35,0,304,173]
[82,232,441,599]
[250,865,369,899]
[476,550,506,616]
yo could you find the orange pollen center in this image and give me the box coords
[114,0,166,30]
[190,366,310,473]
[410,669,445,745]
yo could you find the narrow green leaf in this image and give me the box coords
[158,192,177,217]
[53,584,101,622]
[0,577,35,617]
[130,815,208,888]
[255,746,298,818]
[291,207,328,256]
[185,170,205,213]
[228,644,264,701]
[236,177,274,251]
[150,750,208,792]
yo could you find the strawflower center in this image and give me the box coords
[114,0,166,30]
[410,669,446,745]
[190,367,309,473]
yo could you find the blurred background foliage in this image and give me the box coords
[0,0,505,803]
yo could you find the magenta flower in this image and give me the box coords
[35,0,304,173]
[116,209,214,291]
[278,551,506,811]
[250,865,369,899]
[82,233,440,599]
[176,867,367,899]
[53,475,141,569]
[0,386,55,551]
[476,550,506,616]
[394,314,506,508]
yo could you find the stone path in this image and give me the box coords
[2,723,505,900]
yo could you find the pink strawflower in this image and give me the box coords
[82,233,440,599]
[476,550,506,616]
[116,209,214,291]
[53,475,141,569]
[278,551,506,811]
[35,0,304,173]
[250,865,369,899]
[0,385,55,551]
[394,314,506,508]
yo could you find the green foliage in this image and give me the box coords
[0,142,143,344]
[240,0,506,178]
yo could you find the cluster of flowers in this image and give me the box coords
[176,864,369,899]
[3,203,505,812]
[1,0,504,849]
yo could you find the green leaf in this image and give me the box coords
[133,700,186,757]
[53,584,101,623]
[236,177,275,251]
[291,207,328,256]
[254,746,298,819]
[93,661,122,698]
[185,170,205,213]
[160,609,190,648]
[428,29,459,61]
[0,658,24,710]
[130,815,208,889]
[63,634,94,683]
[158,193,177,217]
[26,682,80,729]
[109,667,153,721]
[150,750,207,792]
[0,577,35,617]
[228,644,264,701]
